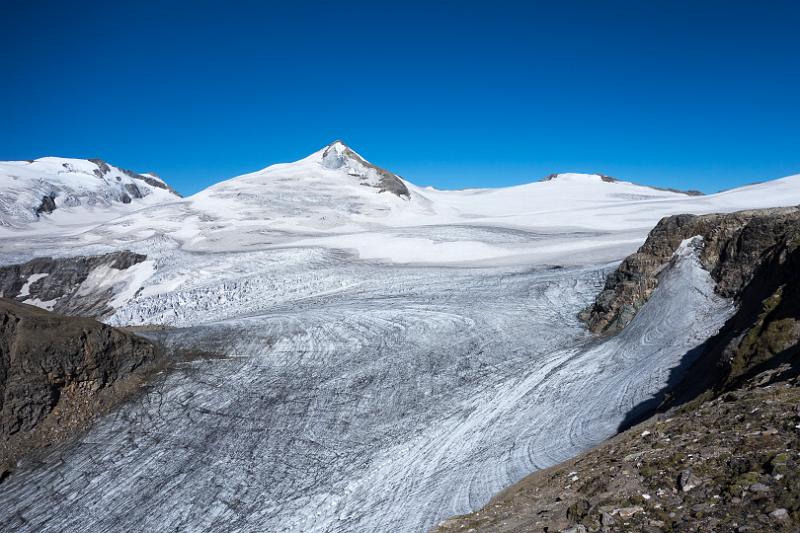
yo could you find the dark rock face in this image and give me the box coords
[0,298,161,467]
[0,251,147,318]
[662,211,800,405]
[34,194,56,216]
[582,207,800,334]
[89,158,112,178]
[541,173,620,183]
[124,182,143,199]
[89,158,182,197]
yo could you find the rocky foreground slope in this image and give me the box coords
[435,206,800,532]
[0,298,163,480]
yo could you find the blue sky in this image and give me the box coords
[2,1,798,196]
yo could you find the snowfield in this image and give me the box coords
[0,142,797,532]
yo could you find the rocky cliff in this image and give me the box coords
[434,206,800,532]
[582,206,800,335]
[0,298,162,478]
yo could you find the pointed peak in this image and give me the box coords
[324,139,349,151]
[320,140,364,170]
[309,141,410,199]
[320,140,359,161]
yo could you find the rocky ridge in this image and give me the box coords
[582,206,800,335]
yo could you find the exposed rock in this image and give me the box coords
[613,506,643,519]
[582,206,800,334]
[771,508,789,520]
[34,194,56,216]
[679,469,702,492]
[90,158,182,197]
[321,141,411,199]
[124,182,143,199]
[89,158,111,178]
[0,298,163,472]
[0,251,147,318]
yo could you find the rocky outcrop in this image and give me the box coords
[658,210,800,407]
[0,298,162,471]
[582,206,800,334]
[0,251,146,318]
[34,194,56,216]
[321,141,411,198]
[89,158,183,197]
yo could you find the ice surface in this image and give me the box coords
[0,243,733,532]
[0,145,793,531]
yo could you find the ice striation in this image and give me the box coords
[0,239,734,532]
[0,143,798,532]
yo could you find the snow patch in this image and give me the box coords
[76,260,155,310]
[17,272,49,298]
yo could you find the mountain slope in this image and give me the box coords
[0,157,180,230]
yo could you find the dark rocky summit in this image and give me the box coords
[434,206,800,532]
[0,251,146,318]
[0,298,163,477]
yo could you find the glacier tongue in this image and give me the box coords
[0,237,733,533]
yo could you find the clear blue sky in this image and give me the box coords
[2,1,798,196]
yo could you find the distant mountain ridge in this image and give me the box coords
[1,142,799,269]
[0,157,180,229]
[541,172,705,196]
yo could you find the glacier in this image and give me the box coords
[0,142,798,532]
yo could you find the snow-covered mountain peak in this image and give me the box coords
[311,140,410,199]
[0,156,180,229]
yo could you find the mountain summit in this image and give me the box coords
[0,157,180,228]
[317,141,410,199]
